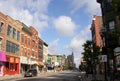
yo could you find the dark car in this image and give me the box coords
[24,69,37,77]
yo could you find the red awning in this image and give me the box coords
[0,51,6,62]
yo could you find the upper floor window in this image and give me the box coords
[24,36,27,45]
[0,38,2,50]
[28,49,30,56]
[21,34,24,43]
[27,38,30,46]
[32,41,35,48]
[32,51,34,57]
[7,25,12,37]
[109,21,115,30]
[17,31,20,41]
[0,22,4,33]
[6,41,19,54]
[13,28,17,40]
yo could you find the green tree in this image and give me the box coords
[112,0,120,16]
[82,40,100,74]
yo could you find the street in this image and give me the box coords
[2,71,81,81]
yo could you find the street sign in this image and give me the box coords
[101,55,107,62]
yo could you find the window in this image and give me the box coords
[25,48,27,56]
[13,28,17,40]
[0,38,2,50]
[109,21,115,30]
[25,37,27,45]
[21,34,24,43]
[7,25,12,37]
[32,51,34,57]
[17,31,20,41]
[32,41,35,48]
[28,49,30,56]
[6,41,19,54]
[10,63,15,71]
[22,48,25,56]
[27,38,30,46]
[0,22,4,33]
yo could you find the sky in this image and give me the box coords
[0,0,101,68]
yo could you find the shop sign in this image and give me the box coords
[10,57,14,63]
[101,55,107,62]
[15,58,19,63]
[20,56,28,64]
[114,47,120,56]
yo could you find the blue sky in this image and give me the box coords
[0,0,101,67]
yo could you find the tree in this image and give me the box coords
[82,40,100,74]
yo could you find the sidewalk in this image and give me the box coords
[0,74,23,81]
[83,74,119,81]
[0,71,58,81]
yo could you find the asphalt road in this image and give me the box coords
[9,71,81,81]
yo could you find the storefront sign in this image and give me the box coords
[15,58,19,63]
[114,47,120,56]
[0,51,6,62]
[10,57,14,63]
[101,55,107,62]
[20,56,28,64]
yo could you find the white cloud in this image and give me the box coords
[65,25,91,52]
[0,0,50,35]
[65,25,91,67]
[53,16,76,37]
[70,0,101,15]
[48,38,59,54]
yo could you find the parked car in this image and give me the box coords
[24,69,37,77]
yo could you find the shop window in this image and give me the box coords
[0,38,2,50]
[10,63,15,71]
[0,22,4,33]
[15,64,17,71]
[5,62,9,71]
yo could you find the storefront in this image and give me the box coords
[0,51,6,76]
[114,47,120,70]
[20,56,30,73]
[4,55,20,75]
[20,56,38,73]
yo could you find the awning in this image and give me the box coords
[0,51,6,62]
[38,61,44,66]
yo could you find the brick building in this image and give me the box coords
[90,15,103,74]
[0,12,46,76]
[38,37,44,66]
[91,15,103,47]
[0,12,22,75]
[97,0,120,71]
[20,22,32,73]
